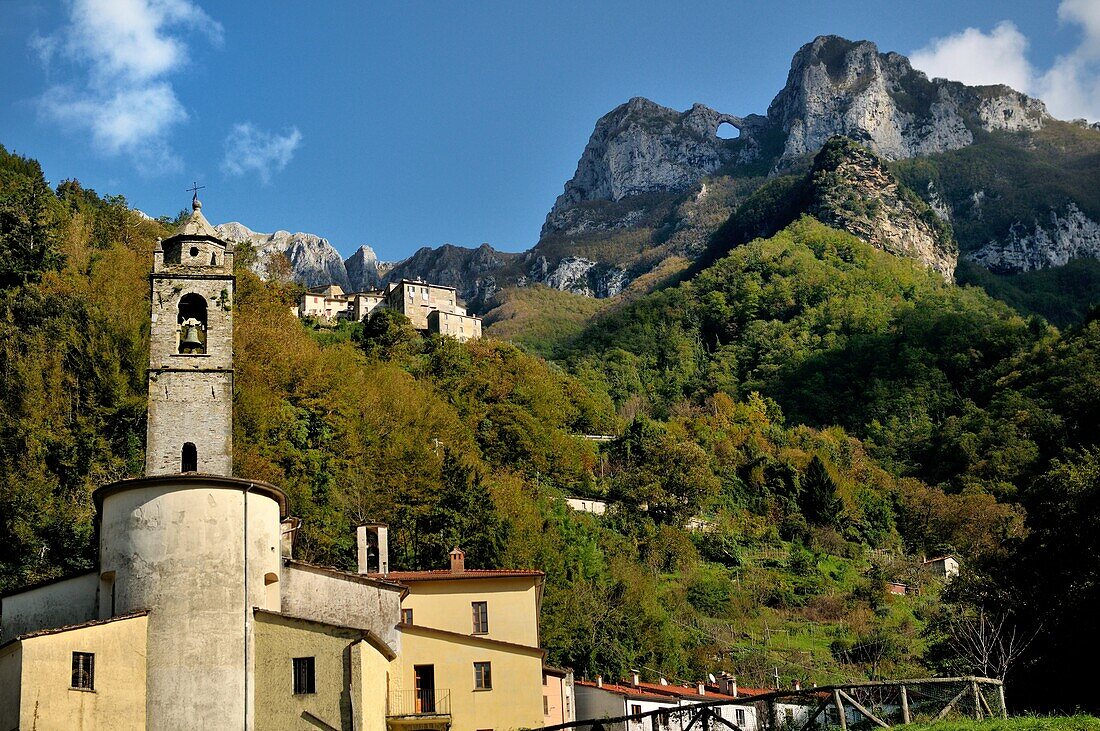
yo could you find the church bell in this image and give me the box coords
[180,319,204,352]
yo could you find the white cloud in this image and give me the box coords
[31,0,222,171]
[911,2,1100,122]
[221,124,302,185]
[910,22,1034,92]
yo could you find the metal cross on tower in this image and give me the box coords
[186,182,205,196]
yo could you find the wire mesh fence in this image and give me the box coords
[543,677,1005,731]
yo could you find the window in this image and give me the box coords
[658,710,671,727]
[71,652,94,690]
[631,704,642,715]
[401,608,413,624]
[473,661,492,689]
[544,695,549,714]
[181,442,197,472]
[736,708,746,726]
[472,601,488,634]
[293,657,316,694]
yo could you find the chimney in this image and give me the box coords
[794,679,801,691]
[697,682,706,696]
[280,517,302,558]
[356,524,389,575]
[730,676,738,698]
[449,546,466,573]
[659,677,668,686]
[596,675,603,688]
[630,669,640,687]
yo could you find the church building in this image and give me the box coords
[0,196,557,730]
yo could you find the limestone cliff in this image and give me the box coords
[770,35,1047,164]
[808,138,957,279]
[969,203,1100,273]
[543,98,761,234]
[216,222,353,289]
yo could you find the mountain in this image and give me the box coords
[395,35,1077,314]
[225,34,1099,322]
[216,222,355,289]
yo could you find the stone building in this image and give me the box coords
[0,195,557,730]
[384,279,482,341]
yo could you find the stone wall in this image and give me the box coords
[146,272,234,476]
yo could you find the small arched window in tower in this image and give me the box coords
[210,252,217,266]
[177,293,208,354]
[181,442,198,472]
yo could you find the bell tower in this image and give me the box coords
[145,193,236,476]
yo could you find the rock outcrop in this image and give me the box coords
[808,137,957,279]
[345,245,390,291]
[216,222,353,289]
[968,203,1100,273]
[543,98,762,234]
[770,36,1047,164]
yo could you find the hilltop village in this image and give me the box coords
[296,280,483,341]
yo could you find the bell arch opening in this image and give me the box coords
[716,121,740,139]
[177,293,208,354]
[181,442,198,472]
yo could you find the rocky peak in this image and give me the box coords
[770,35,1048,162]
[543,97,756,234]
[807,136,958,279]
[215,222,352,289]
[345,244,390,291]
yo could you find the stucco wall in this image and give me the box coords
[98,478,283,730]
[254,611,390,731]
[544,672,566,725]
[0,643,20,731]
[281,562,402,652]
[574,685,625,724]
[393,626,544,731]
[16,614,147,731]
[1,572,98,640]
[401,576,540,646]
[353,640,390,731]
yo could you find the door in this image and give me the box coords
[414,664,436,713]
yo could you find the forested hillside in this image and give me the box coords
[2,141,1098,711]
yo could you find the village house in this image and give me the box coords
[575,672,763,730]
[0,198,548,731]
[564,497,608,515]
[543,664,577,726]
[923,555,960,580]
[299,283,353,320]
[385,278,483,341]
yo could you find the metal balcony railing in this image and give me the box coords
[388,688,451,716]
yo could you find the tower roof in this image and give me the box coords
[166,194,225,244]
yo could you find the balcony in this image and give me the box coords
[387,689,451,728]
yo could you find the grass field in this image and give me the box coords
[907,716,1100,731]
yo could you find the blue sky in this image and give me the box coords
[1,1,1096,261]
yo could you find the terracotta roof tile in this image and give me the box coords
[373,569,544,582]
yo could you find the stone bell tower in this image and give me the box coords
[145,193,236,476]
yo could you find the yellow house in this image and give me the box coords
[0,612,149,731]
[379,547,547,731]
